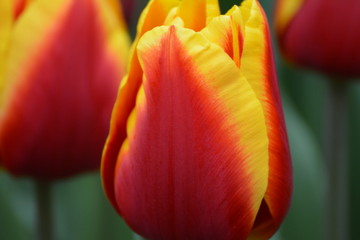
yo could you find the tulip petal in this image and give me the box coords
[0,1,13,167]
[203,3,292,235]
[177,0,220,31]
[113,25,269,240]
[201,6,245,68]
[101,0,179,213]
[107,0,127,25]
[136,0,179,35]
[239,0,292,238]
[0,0,128,179]
[0,1,11,92]
[13,0,32,20]
[274,0,304,37]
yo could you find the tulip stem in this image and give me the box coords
[35,181,53,240]
[325,78,348,240]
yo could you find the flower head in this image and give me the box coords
[102,0,292,239]
[0,0,130,180]
[275,0,360,77]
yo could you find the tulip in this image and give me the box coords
[276,1,359,239]
[0,0,130,180]
[102,0,292,239]
[275,0,360,77]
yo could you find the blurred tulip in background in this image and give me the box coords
[275,0,360,77]
[0,0,130,180]
[102,0,292,239]
[121,0,136,24]
[275,0,360,239]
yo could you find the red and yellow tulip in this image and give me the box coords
[102,0,292,239]
[275,0,360,77]
[0,0,130,180]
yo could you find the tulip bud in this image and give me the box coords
[102,0,292,239]
[275,0,360,77]
[0,0,130,180]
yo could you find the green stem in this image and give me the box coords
[325,78,348,240]
[35,181,53,240]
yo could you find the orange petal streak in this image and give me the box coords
[113,26,267,240]
[13,0,29,20]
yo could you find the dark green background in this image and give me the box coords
[1,0,358,239]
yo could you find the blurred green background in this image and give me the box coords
[0,0,359,239]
